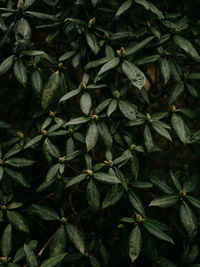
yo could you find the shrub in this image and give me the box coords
[0,0,200,266]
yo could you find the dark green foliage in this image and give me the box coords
[0,0,200,266]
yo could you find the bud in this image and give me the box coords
[60,217,67,223]
[104,32,110,40]
[104,160,113,167]
[58,62,64,69]
[41,130,48,135]
[92,114,99,121]
[146,113,152,122]
[179,189,187,197]
[17,2,24,11]
[117,224,124,229]
[0,159,4,165]
[17,132,24,139]
[88,17,96,28]
[113,90,120,99]
[59,157,65,163]
[49,110,55,118]
[68,128,74,134]
[147,20,151,27]
[117,47,126,58]
[86,169,93,176]
[0,257,8,264]
[171,105,177,112]
[80,82,87,90]
[85,252,89,257]
[130,144,136,151]
[136,214,143,223]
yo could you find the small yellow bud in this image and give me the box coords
[86,169,93,176]
[92,114,99,121]
[41,130,48,135]
[113,90,120,99]
[88,17,96,28]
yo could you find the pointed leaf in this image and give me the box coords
[122,61,146,90]
[97,58,120,76]
[86,179,100,212]
[7,211,29,233]
[65,223,85,255]
[24,244,38,267]
[86,123,99,151]
[129,226,142,263]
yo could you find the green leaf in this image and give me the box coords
[180,201,197,240]
[95,98,111,114]
[143,219,173,244]
[4,168,30,188]
[170,170,182,191]
[86,32,100,55]
[43,138,60,158]
[65,116,90,126]
[85,57,111,70]
[25,11,58,21]
[120,217,135,223]
[15,18,31,49]
[24,135,43,149]
[97,58,120,76]
[14,240,38,263]
[5,158,35,167]
[119,100,136,120]
[152,121,172,141]
[143,125,154,152]
[1,224,12,257]
[59,51,76,62]
[107,99,118,117]
[122,61,146,90]
[149,195,179,208]
[65,223,85,254]
[129,226,142,263]
[42,71,60,109]
[156,256,176,267]
[24,0,36,9]
[102,184,125,209]
[135,55,159,65]
[66,173,87,188]
[7,211,29,233]
[50,225,67,256]
[31,70,43,97]
[0,55,14,75]
[130,155,139,180]
[41,253,67,267]
[94,172,120,184]
[149,176,174,194]
[171,113,188,144]
[169,82,184,104]
[128,190,145,217]
[160,58,170,83]
[86,179,100,212]
[0,166,3,181]
[173,35,199,59]
[80,92,92,115]
[86,123,99,151]
[115,0,133,18]
[127,36,154,56]
[98,121,112,147]
[13,59,28,87]
[24,244,38,267]
[187,196,200,209]
[27,204,60,221]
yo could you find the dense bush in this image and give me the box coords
[0,0,200,266]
